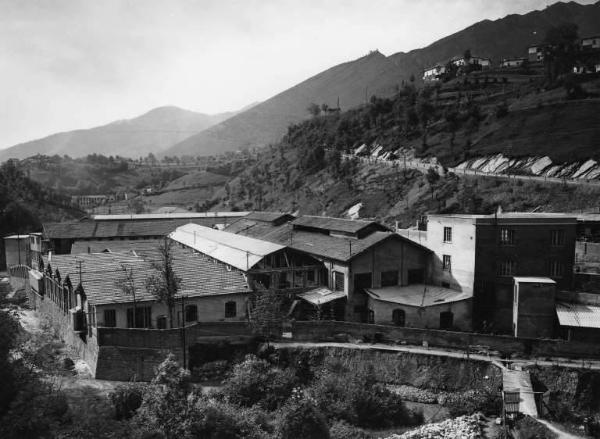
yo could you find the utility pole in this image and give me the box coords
[180,295,187,370]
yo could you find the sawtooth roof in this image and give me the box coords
[169,223,285,271]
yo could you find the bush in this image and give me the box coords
[514,415,558,439]
[277,399,330,439]
[310,363,421,429]
[109,384,144,420]
[329,421,372,439]
[221,355,297,410]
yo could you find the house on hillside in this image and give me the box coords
[423,64,447,82]
[500,57,526,68]
[400,213,577,335]
[450,56,491,69]
[527,45,544,62]
[581,35,600,50]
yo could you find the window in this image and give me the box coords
[307,270,315,283]
[498,260,516,276]
[185,304,198,322]
[550,260,564,277]
[442,255,451,271]
[126,306,152,328]
[392,309,406,327]
[551,230,565,246]
[225,301,237,318]
[499,228,515,245]
[333,271,345,291]
[443,227,452,243]
[440,311,454,330]
[103,309,116,327]
[368,309,375,324]
[156,316,167,329]
[381,270,399,287]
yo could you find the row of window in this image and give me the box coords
[331,270,399,291]
[101,301,238,328]
[442,226,566,246]
[368,309,454,330]
[441,254,564,277]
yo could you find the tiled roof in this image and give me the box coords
[245,211,295,224]
[366,284,472,307]
[556,302,600,329]
[70,239,164,255]
[92,212,249,220]
[291,215,389,234]
[260,224,427,262]
[43,217,228,240]
[43,245,251,306]
[223,219,283,239]
[169,223,285,271]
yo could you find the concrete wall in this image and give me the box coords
[94,293,249,329]
[291,321,600,359]
[426,216,476,294]
[367,297,472,331]
[513,281,556,339]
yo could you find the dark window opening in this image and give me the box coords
[440,311,453,330]
[443,255,451,271]
[103,309,116,327]
[185,304,198,322]
[381,270,399,287]
[392,309,406,327]
[333,271,345,291]
[225,301,237,318]
[157,316,167,329]
[307,270,315,282]
[127,306,152,328]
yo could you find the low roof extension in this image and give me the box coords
[366,284,472,307]
[169,223,285,271]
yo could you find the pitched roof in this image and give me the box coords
[366,284,472,307]
[43,217,230,240]
[44,245,251,306]
[291,215,389,235]
[70,239,163,256]
[261,224,426,262]
[223,219,283,239]
[92,212,248,220]
[298,287,346,306]
[556,302,600,329]
[245,211,295,224]
[169,223,285,271]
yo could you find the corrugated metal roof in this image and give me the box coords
[169,223,285,271]
[556,302,600,329]
[366,284,472,307]
[298,287,346,306]
[70,239,163,255]
[92,212,248,220]
[245,211,295,224]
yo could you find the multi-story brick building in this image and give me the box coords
[407,213,577,333]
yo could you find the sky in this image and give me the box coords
[0,0,596,148]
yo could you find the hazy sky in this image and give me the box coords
[0,0,595,148]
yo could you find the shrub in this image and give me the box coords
[188,400,272,439]
[329,421,372,439]
[109,384,144,420]
[277,400,330,439]
[514,415,558,439]
[221,355,297,410]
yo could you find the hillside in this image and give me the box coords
[389,0,600,81]
[164,1,600,157]
[0,106,237,161]
[164,51,405,156]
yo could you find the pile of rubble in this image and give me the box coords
[382,414,483,439]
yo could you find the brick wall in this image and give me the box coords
[291,321,600,358]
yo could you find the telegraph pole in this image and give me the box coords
[180,295,187,370]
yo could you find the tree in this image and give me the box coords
[249,292,284,341]
[417,95,435,148]
[543,23,579,83]
[145,240,181,328]
[307,103,321,117]
[277,399,330,439]
[115,264,138,328]
[426,168,441,201]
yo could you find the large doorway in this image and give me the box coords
[392,309,406,326]
[353,273,372,322]
[440,311,454,330]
